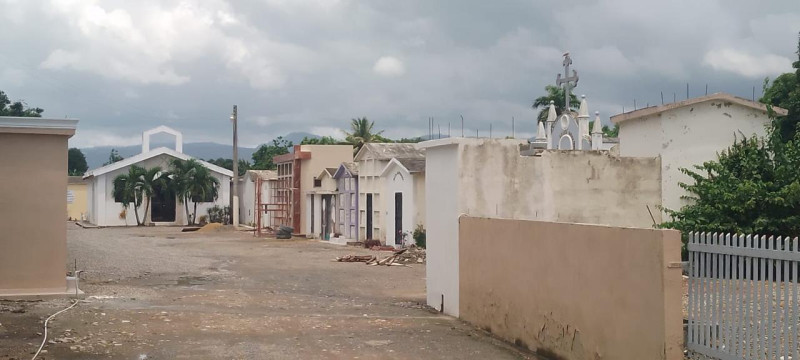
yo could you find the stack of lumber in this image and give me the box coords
[335,249,412,267]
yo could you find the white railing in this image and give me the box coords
[687,232,800,360]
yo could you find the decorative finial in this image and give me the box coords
[592,111,603,134]
[546,101,557,123]
[578,95,589,118]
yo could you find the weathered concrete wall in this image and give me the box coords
[421,138,662,317]
[0,131,71,295]
[617,100,770,215]
[458,141,662,226]
[459,217,683,360]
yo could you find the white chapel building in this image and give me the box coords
[83,126,233,226]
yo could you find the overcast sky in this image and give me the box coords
[1,0,798,148]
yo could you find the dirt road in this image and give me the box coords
[0,224,530,359]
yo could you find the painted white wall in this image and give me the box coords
[88,154,231,226]
[425,143,461,316]
[413,172,426,229]
[383,163,416,247]
[618,101,770,215]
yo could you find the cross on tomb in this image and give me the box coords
[555,52,579,112]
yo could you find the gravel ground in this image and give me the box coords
[0,223,534,359]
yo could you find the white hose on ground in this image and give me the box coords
[31,299,80,360]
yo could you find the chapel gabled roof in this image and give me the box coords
[83,147,233,179]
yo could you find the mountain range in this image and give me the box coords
[81,132,317,169]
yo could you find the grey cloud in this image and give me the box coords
[0,0,797,149]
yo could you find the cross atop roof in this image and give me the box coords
[555,52,579,112]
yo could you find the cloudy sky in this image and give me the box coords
[1,0,798,148]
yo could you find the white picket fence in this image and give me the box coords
[687,232,800,360]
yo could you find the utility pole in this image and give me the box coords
[231,105,239,227]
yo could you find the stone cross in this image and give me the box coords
[555,52,579,112]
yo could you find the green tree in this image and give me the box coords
[589,120,620,138]
[345,117,385,153]
[252,136,293,170]
[68,148,88,176]
[760,33,800,142]
[396,137,423,143]
[112,165,146,226]
[169,159,197,225]
[187,166,219,223]
[532,85,580,123]
[660,119,800,258]
[138,167,169,225]
[0,90,44,117]
[170,159,220,225]
[104,149,124,166]
[300,136,341,145]
[204,158,250,176]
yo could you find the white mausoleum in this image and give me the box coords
[83,126,233,226]
[611,92,788,215]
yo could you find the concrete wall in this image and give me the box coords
[297,145,352,234]
[425,143,461,314]
[88,154,231,226]
[421,138,662,316]
[617,101,770,215]
[67,182,88,221]
[0,132,71,295]
[459,217,683,360]
[458,140,662,226]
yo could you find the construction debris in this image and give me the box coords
[335,247,426,266]
[336,255,376,263]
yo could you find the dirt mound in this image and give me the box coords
[197,223,226,232]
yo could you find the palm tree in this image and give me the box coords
[532,85,580,123]
[169,159,197,224]
[169,159,220,225]
[187,166,220,224]
[138,166,168,225]
[112,165,146,225]
[345,117,385,153]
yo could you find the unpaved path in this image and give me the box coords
[0,224,531,359]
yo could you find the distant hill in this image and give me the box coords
[81,132,321,169]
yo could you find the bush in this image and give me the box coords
[413,224,426,248]
[207,205,230,224]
